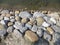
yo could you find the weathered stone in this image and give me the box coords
[0,20,6,25]
[5,13,11,17]
[21,18,28,23]
[36,17,44,26]
[36,28,43,37]
[42,22,50,27]
[31,25,38,32]
[7,26,14,33]
[24,30,38,42]
[15,16,20,21]
[10,11,14,15]
[25,23,32,29]
[10,19,15,22]
[0,16,3,20]
[1,13,6,17]
[1,10,9,14]
[10,16,15,19]
[33,11,45,18]
[56,21,60,27]
[4,17,10,20]
[46,27,54,34]
[19,11,31,18]
[15,10,20,14]
[8,22,13,26]
[43,31,51,42]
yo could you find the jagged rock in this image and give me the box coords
[19,11,31,18]
[24,30,38,42]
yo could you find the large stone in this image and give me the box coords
[24,30,38,42]
[19,11,31,18]
[4,17,10,20]
[36,17,44,26]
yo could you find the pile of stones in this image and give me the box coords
[0,9,60,45]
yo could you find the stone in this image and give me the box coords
[8,22,13,26]
[1,13,6,17]
[4,17,10,20]
[5,13,11,17]
[10,11,14,15]
[33,11,45,18]
[10,16,15,19]
[15,16,20,21]
[1,10,9,14]
[34,38,49,45]
[50,17,56,24]
[15,10,19,14]
[19,11,31,18]
[56,21,60,27]
[7,26,14,33]
[21,18,28,23]
[36,17,44,26]
[42,22,50,27]
[53,33,60,43]
[10,19,15,22]
[46,27,54,34]
[19,26,27,33]
[36,28,43,37]
[43,31,51,42]
[25,23,32,29]
[0,20,6,25]
[24,30,38,42]
[51,25,60,33]
[0,16,3,20]
[0,23,6,36]
[31,25,38,32]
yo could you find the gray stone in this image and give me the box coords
[7,26,14,33]
[4,17,10,20]
[19,26,27,33]
[19,11,31,18]
[0,20,6,25]
[10,19,15,22]
[31,25,38,32]
[0,16,3,20]
[33,11,45,18]
[36,28,43,37]
[43,31,51,41]
[34,38,49,45]
[1,10,9,14]
[51,25,60,33]
[25,23,32,29]
[56,21,60,27]
[10,16,15,19]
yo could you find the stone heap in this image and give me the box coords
[0,9,60,45]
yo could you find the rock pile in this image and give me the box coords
[0,9,60,45]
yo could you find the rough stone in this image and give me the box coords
[24,30,38,42]
[4,17,10,20]
[19,11,31,18]
[15,16,20,21]
[36,17,44,26]
[8,22,13,26]
[31,25,38,32]
[15,10,20,14]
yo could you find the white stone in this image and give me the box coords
[4,17,10,20]
[50,17,56,24]
[42,22,50,27]
[0,20,5,25]
[0,16,3,20]
[19,11,31,18]
[10,19,15,22]
[1,10,9,14]
[10,16,15,19]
